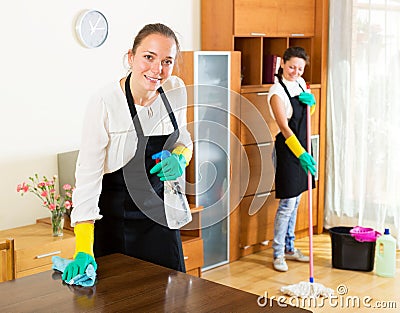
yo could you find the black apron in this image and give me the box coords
[94,73,186,272]
[274,76,315,199]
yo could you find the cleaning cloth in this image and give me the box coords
[52,256,96,287]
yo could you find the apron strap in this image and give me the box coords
[157,86,179,131]
[125,73,144,136]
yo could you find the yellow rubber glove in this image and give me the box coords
[310,105,316,115]
[62,223,97,283]
[73,223,95,258]
[172,145,193,166]
[285,134,317,175]
[285,135,306,158]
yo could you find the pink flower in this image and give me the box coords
[48,203,56,211]
[38,182,46,188]
[64,201,72,209]
[17,182,29,193]
[41,191,48,197]
[65,192,72,197]
[63,184,72,190]
[50,189,56,194]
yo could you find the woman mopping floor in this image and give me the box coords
[267,47,333,297]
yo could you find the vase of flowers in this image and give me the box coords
[51,207,65,237]
[17,174,74,237]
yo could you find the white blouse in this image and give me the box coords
[267,76,307,120]
[71,76,192,226]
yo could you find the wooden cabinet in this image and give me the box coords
[202,0,315,47]
[239,184,319,254]
[201,0,329,260]
[240,192,279,248]
[182,239,203,276]
[181,205,204,277]
[241,86,321,140]
[234,0,277,36]
[241,143,275,197]
[234,0,315,37]
[202,0,325,87]
[0,222,75,282]
[240,91,279,143]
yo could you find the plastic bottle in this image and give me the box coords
[375,228,396,277]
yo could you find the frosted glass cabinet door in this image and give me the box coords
[194,53,230,270]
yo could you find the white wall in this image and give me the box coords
[0,0,201,230]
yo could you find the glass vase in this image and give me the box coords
[51,210,64,237]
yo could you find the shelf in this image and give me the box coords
[189,204,203,214]
[240,83,322,94]
[233,35,317,86]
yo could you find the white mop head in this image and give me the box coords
[281,281,335,298]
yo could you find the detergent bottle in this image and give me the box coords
[375,228,396,277]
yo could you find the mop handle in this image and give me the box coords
[306,85,314,283]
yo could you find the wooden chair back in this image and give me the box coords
[0,238,15,282]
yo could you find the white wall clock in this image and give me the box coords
[75,9,108,48]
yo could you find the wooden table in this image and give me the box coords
[0,254,310,312]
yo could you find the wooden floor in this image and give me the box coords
[202,233,400,313]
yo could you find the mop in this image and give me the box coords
[280,101,334,299]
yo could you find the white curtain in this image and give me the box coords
[325,0,400,246]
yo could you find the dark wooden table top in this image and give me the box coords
[0,253,310,312]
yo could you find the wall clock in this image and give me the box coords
[75,9,108,48]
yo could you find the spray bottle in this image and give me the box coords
[375,228,396,277]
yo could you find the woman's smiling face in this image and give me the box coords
[129,33,177,91]
[281,57,306,82]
